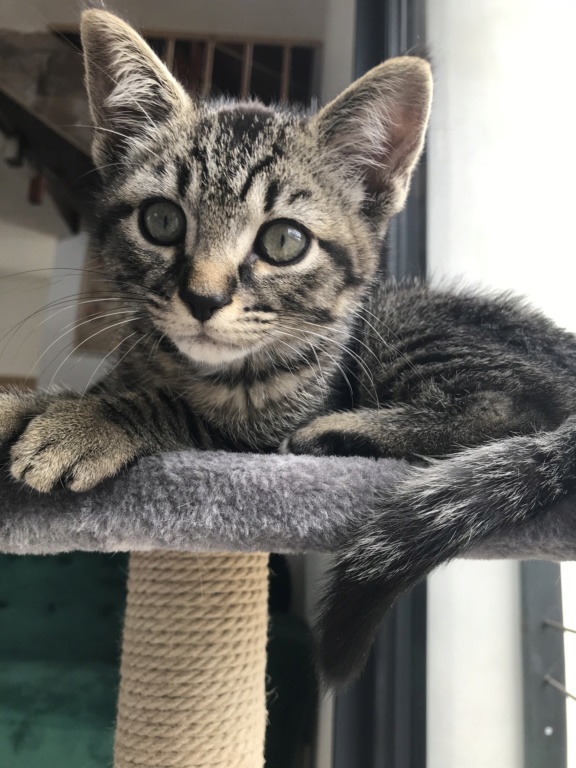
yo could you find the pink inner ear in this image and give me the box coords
[383,103,426,177]
[333,101,423,195]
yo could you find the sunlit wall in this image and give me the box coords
[426,1,576,766]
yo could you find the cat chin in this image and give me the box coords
[173,336,251,367]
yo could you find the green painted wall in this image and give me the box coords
[0,552,127,767]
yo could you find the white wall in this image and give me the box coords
[0,272,50,379]
[320,0,355,103]
[37,233,109,392]
[426,1,576,767]
[0,235,105,388]
[427,563,523,768]
[426,0,576,328]
[0,137,67,276]
[0,138,66,381]
[0,161,107,388]
[0,0,327,41]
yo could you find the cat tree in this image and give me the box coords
[1,449,576,767]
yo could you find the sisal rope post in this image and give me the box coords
[114,551,270,768]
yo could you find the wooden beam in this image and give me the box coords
[280,46,291,103]
[240,43,254,99]
[28,171,46,205]
[164,37,176,72]
[202,41,215,96]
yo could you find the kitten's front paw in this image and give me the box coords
[10,399,140,493]
[285,413,362,457]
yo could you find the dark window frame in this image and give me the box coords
[333,2,427,767]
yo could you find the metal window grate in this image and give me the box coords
[522,561,567,768]
[52,28,319,107]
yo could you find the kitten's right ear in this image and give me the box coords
[80,9,191,167]
[312,57,432,229]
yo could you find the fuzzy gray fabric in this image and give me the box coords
[0,450,574,560]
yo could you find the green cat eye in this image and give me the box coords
[255,220,310,265]
[140,199,186,245]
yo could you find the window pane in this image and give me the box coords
[146,37,166,60]
[173,40,206,94]
[211,44,243,98]
[289,47,315,106]
[251,45,283,104]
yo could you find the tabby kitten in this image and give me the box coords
[2,10,576,687]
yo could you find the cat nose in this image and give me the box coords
[179,287,232,322]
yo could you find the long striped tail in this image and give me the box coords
[317,415,576,688]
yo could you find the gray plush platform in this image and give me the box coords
[1,450,575,560]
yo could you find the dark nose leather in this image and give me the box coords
[179,287,231,323]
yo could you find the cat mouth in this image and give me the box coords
[184,331,239,349]
[172,332,250,365]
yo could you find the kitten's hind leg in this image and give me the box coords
[285,390,560,459]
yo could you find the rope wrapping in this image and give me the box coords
[114,551,269,768]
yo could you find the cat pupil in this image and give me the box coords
[256,221,309,265]
[141,200,185,245]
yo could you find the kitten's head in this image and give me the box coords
[82,10,432,368]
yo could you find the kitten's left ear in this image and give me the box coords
[80,9,191,167]
[313,57,432,224]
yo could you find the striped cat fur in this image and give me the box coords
[2,9,576,687]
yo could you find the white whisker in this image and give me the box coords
[47,317,139,390]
